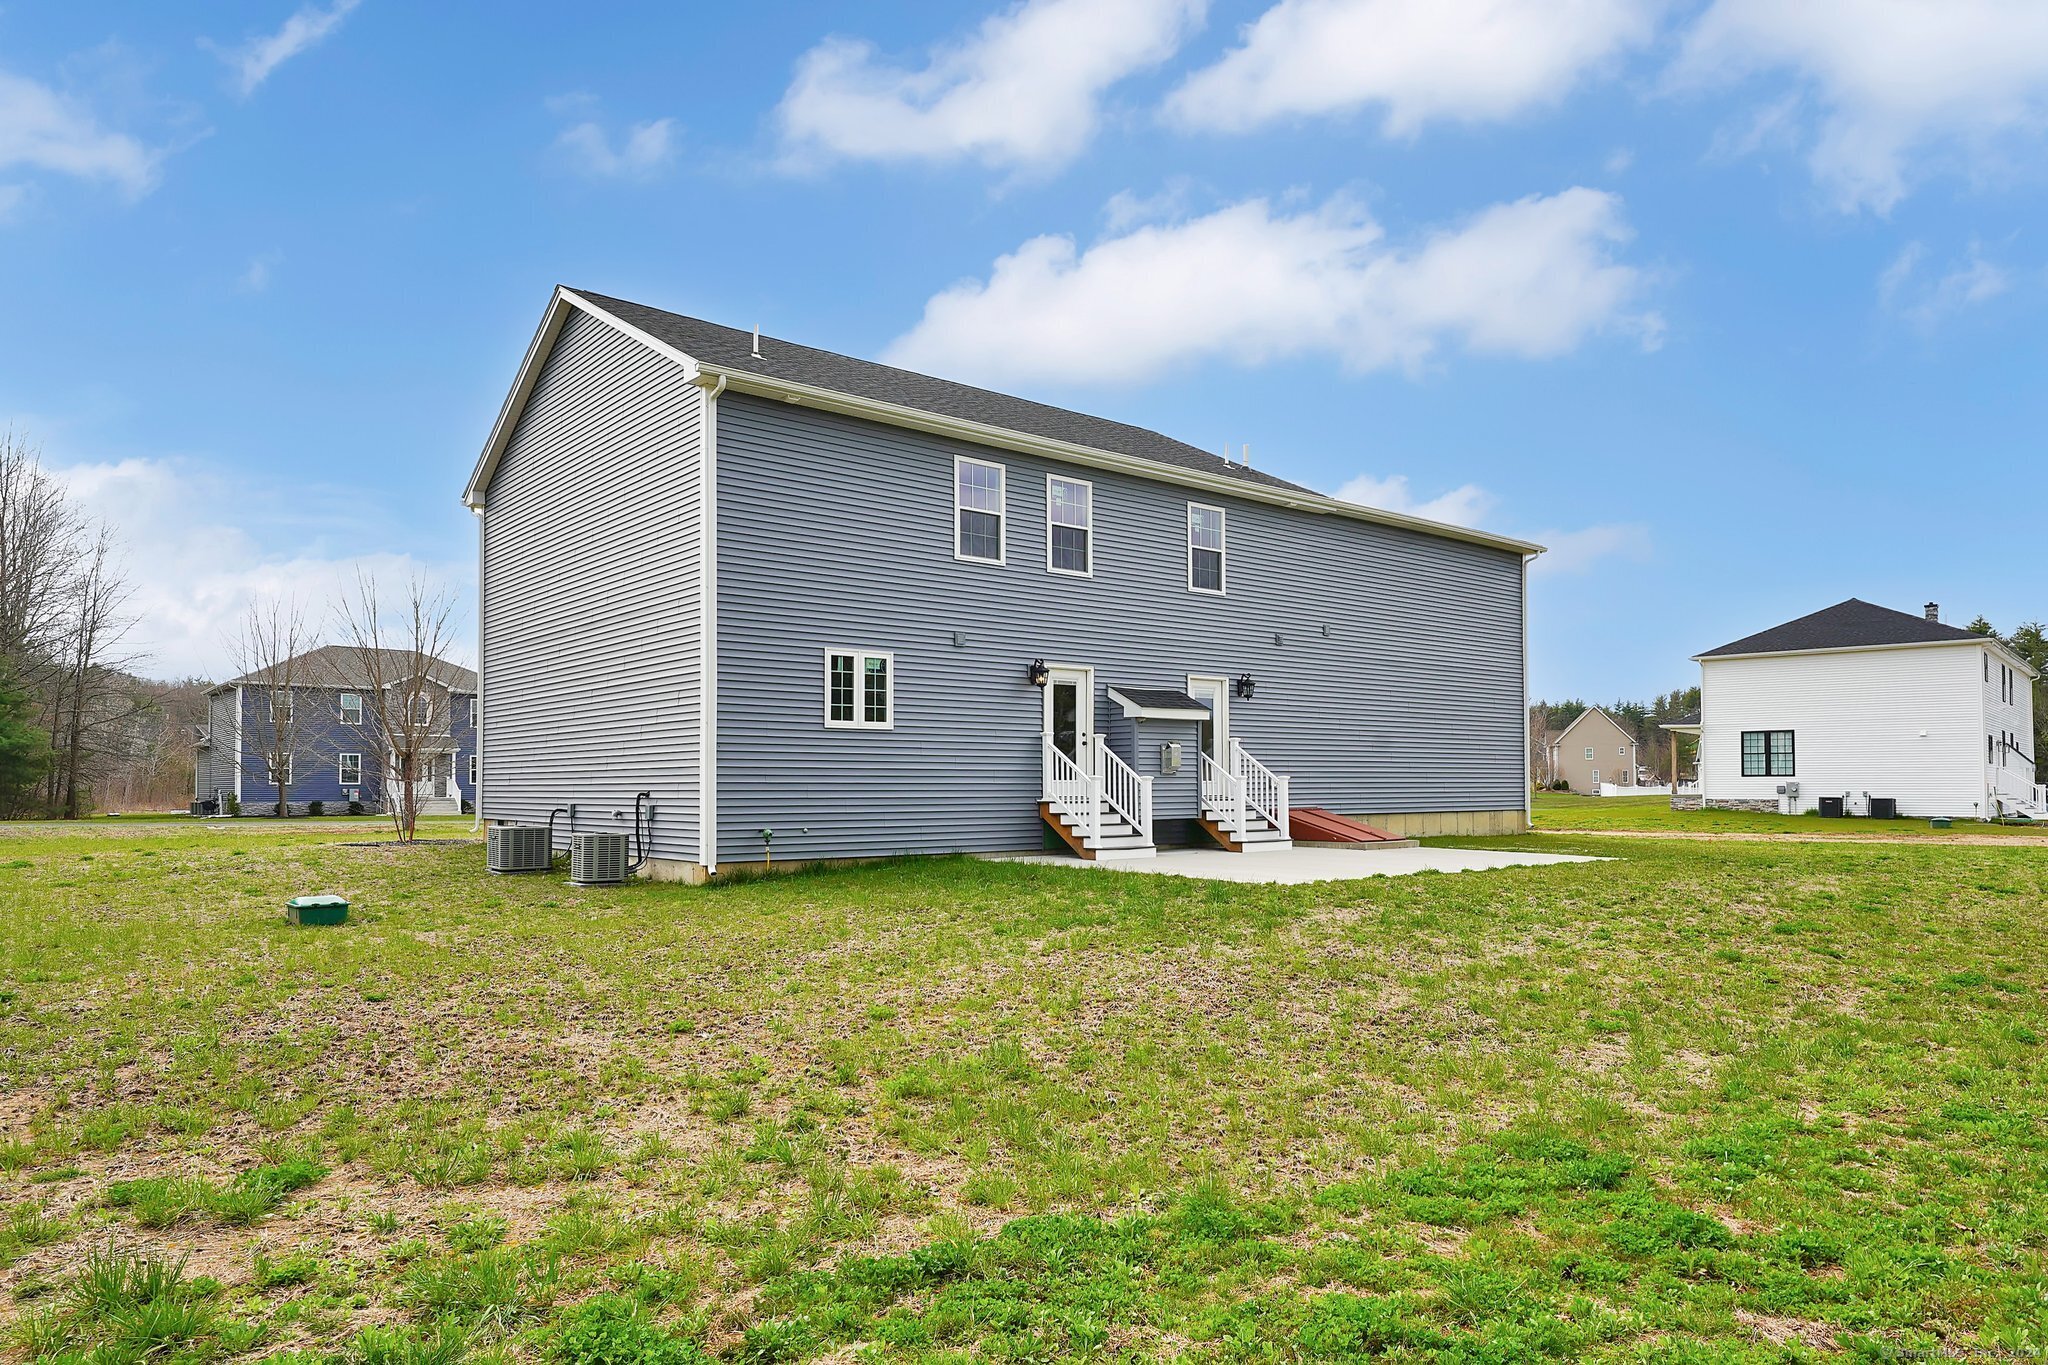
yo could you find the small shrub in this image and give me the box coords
[348,799,365,816]
[225,794,241,816]
[308,800,325,817]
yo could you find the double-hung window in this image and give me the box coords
[339,753,362,786]
[955,457,1005,563]
[825,650,893,729]
[267,754,293,784]
[1740,729,1795,777]
[1584,746,1595,761]
[339,692,362,725]
[412,695,434,728]
[467,754,478,786]
[1046,476,1092,576]
[1188,504,1225,593]
[270,692,292,725]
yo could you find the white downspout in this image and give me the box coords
[698,373,727,875]
[471,503,485,832]
[1521,552,1535,831]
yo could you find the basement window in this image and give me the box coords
[825,650,893,729]
[1741,729,1795,777]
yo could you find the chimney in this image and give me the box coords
[1924,602,1940,622]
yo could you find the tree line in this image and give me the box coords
[0,432,192,818]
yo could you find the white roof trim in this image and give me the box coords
[463,288,1545,557]
[1106,687,1211,721]
[1696,635,2039,679]
[1552,705,1636,748]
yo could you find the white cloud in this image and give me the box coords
[884,186,1659,387]
[205,0,361,97]
[0,70,159,198]
[1166,0,1655,135]
[1527,521,1651,575]
[51,455,470,680]
[1675,0,2048,212]
[1332,471,1647,572]
[552,114,678,180]
[236,250,282,293]
[778,0,1205,171]
[1331,473,1497,527]
[1878,239,2012,326]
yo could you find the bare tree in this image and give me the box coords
[228,597,317,817]
[334,573,459,843]
[0,433,83,726]
[49,525,145,818]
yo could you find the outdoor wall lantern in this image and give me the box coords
[1027,659,1050,687]
[1235,672,1256,700]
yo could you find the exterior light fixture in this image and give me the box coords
[1027,659,1050,687]
[1235,672,1256,700]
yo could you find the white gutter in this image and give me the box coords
[688,360,1545,557]
[1696,635,2039,679]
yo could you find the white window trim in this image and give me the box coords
[267,754,293,785]
[953,455,1006,565]
[1584,746,1595,761]
[467,754,478,786]
[1187,503,1226,596]
[339,692,363,726]
[270,692,293,724]
[823,648,895,730]
[339,753,363,785]
[1045,474,1094,578]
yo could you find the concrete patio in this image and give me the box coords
[994,844,1607,883]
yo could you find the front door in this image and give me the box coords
[1044,667,1093,763]
[1187,675,1229,763]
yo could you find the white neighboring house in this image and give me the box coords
[1666,599,2041,821]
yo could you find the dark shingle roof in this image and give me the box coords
[1659,709,1701,728]
[1110,686,1210,713]
[223,645,476,691]
[571,289,1312,495]
[1700,599,1985,658]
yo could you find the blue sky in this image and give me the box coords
[3,1,2044,696]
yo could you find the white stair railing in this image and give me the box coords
[1091,735,1153,844]
[1042,736,1100,845]
[1200,749,1245,837]
[1231,740,1291,840]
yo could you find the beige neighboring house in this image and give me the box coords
[1546,707,1640,794]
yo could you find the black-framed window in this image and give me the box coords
[1740,729,1795,777]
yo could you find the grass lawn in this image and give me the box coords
[1535,792,2048,840]
[2,819,2046,1361]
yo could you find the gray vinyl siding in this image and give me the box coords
[479,308,702,859]
[714,393,1525,864]
[198,689,239,801]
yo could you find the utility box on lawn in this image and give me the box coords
[285,894,349,926]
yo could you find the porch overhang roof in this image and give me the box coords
[1107,686,1211,721]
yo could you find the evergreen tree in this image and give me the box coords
[0,664,50,817]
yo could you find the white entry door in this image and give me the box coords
[1187,675,1229,762]
[1043,666,1093,764]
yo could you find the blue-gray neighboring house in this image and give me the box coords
[194,645,477,816]
[463,286,1543,879]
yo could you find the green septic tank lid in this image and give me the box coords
[285,894,350,926]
